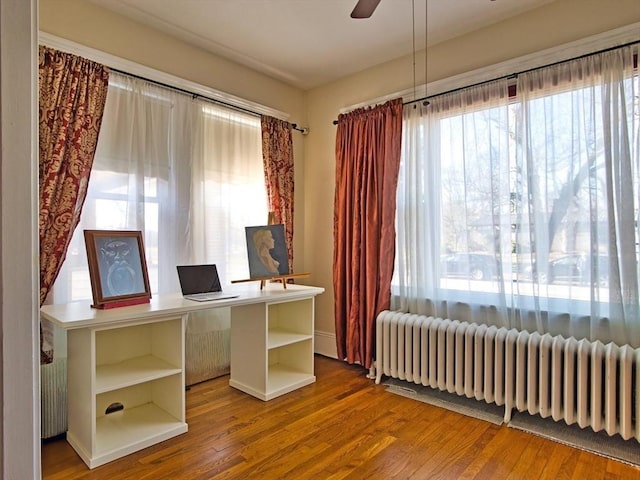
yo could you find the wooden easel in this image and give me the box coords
[231,272,311,290]
[231,212,311,289]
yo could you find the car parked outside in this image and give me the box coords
[440,253,499,281]
[525,253,609,286]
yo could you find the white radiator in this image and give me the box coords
[375,310,640,443]
[40,357,67,439]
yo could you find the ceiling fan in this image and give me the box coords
[350,0,382,19]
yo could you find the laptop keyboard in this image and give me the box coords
[184,292,237,302]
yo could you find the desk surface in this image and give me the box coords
[41,283,325,330]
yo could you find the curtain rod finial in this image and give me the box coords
[291,123,309,135]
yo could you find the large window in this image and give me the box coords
[394,45,639,347]
[52,73,267,304]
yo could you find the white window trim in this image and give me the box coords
[38,31,290,121]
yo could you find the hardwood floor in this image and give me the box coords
[42,355,639,480]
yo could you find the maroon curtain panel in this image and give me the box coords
[261,115,295,272]
[39,46,109,363]
[333,98,403,368]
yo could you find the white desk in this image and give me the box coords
[40,283,324,469]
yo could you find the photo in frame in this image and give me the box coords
[245,224,290,278]
[84,230,152,309]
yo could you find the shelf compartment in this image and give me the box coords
[268,298,313,337]
[87,373,186,468]
[268,330,313,349]
[265,364,316,399]
[74,402,187,469]
[95,355,182,394]
[268,340,313,378]
[229,295,317,402]
[95,318,183,372]
[96,373,184,418]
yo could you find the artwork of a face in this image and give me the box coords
[245,224,289,278]
[97,236,145,297]
[101,238,136,296]
[252,229,279,274]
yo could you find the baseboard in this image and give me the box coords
[314,330,337,359]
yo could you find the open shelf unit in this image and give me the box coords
[66,316,187,469]
[230,297,316,400]
[40,284,324,468]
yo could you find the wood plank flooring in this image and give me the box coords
[42,355,639,480]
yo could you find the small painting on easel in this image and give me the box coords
[245,224,289,278]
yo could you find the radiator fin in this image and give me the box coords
[375,310,639,443]
[40,357,67,439]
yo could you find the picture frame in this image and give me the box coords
[245,224,290,279]
[83,229,152,309]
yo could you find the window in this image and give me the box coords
[52,73,267,304]
[395,45,639,346]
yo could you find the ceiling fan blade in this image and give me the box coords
[350,0,382,19]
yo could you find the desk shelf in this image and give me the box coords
[69,400,188,469]
[266,364,316,397]
[268,330,313,349]
[230,297,316,401]
[96,355,182,393]
[67,316,187,469]
[94,402,187,454]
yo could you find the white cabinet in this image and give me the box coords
[40,284,324,468]
[229,297,316,401]
[66,316,187,469]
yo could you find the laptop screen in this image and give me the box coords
[176,264,222,295]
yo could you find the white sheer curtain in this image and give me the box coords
[394,79,513,322]
[394,44,640,348]
[515,45,639,346]
[52,73,268,380]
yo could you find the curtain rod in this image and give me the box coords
[417,39,639,104]
[110,67,308,133]
[332,39,639,125]
[331,97,430,124]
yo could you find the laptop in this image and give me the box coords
[176,264,239,302]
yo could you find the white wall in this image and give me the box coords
[1,0,40,478]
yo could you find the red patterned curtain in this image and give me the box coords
[333,98,403,368]
[39,46,109,363]
[260,115,294,272]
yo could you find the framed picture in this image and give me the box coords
[245,224,290,278]
[84,230,152,309]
